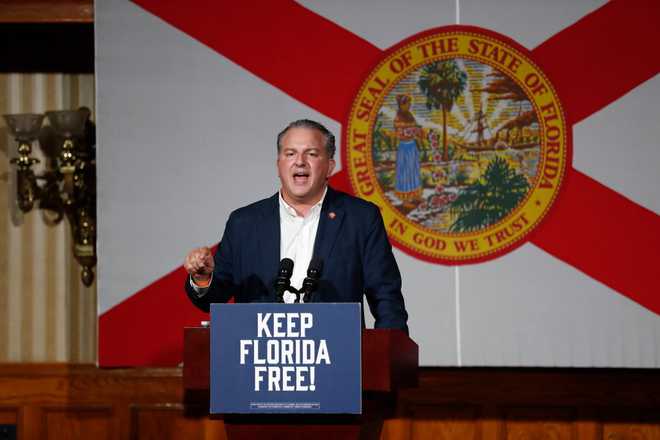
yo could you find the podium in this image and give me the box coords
[183,324,418,439]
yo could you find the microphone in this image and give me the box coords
[275,258,294,303]
[301,257,323,303]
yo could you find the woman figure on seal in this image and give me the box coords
[394,94,423,208]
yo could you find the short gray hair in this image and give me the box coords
[276,119,336,158]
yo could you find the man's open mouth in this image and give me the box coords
[293,171,309,184]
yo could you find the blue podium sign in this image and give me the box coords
[210,303,362,414]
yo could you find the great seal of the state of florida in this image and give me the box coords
[345,26,569,264]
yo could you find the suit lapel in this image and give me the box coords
[313,187,344,265]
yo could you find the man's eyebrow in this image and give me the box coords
[281,146,323,154]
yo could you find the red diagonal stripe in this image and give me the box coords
[99,266,206,366]
[531,168,660,314]
[329,170,351,194]
[99,244,222,366]
[131,0,382,122]
[532,0,660,125]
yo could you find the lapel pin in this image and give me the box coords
[328,212,336,219]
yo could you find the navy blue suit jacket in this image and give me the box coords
[185,186,408,331]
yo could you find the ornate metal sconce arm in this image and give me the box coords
[15,168,40,212]
[4,109,97,287]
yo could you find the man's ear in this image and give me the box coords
[327,158,336,177]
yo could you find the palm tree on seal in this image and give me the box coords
[449,156,530,232]
[418,60,467,162]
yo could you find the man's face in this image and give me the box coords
[277,127,336,205]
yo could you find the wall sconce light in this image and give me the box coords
[4,108,96,286]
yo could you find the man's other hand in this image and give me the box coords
[184,247,214,283]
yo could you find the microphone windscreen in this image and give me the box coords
[307,257,323,278]
[279,258,294,277]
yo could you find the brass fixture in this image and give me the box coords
[4,108,96,286]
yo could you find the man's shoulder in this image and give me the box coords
[228,193,277,222]
[329,187,380,217]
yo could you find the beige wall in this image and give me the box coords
[0,73,96,362]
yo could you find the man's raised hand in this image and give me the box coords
[184,246,214,284]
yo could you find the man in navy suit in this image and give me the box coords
[183,120,408,331]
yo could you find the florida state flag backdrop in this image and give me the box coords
[96,0,660,367]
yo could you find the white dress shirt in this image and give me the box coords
[279,187,326,303]
[191,187,327,304]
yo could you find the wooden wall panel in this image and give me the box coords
[0,407,18,424]
[41,406,114,440]
[0,407,19,438]
[130,404,227,440]
[381,417,412,440]
[601,423,660,440]
[0,365,659,439]
[602,423,660,440]
[502,407,576,440]
[0,0,93,23]
[599,408,660,440]
[409,405,480,440]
